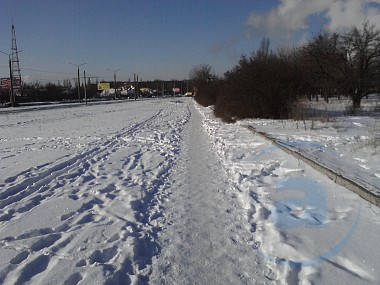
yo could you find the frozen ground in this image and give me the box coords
[0,97,379,284]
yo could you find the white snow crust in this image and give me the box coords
[0,97,379,284]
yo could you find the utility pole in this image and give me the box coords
[114,72,116,99]
[68,62,86,103]
[9,56,14,106]
[137,75,139,99]
[107,68,121,100]
[132,72,142,100]
[134,73,136,100]
[84,70,87,105]
[77,67,80,102]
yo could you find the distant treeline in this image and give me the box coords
[191,22,380,122]
[0,79,195,105]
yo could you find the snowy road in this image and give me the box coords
[0,99,379,284]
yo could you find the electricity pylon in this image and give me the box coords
[11,24,22,96]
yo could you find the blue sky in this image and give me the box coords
[1,0,379,83]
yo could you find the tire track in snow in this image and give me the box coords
[0,108,164,220]
[0,101,191,284]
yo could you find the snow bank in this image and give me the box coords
[195,102,380,284]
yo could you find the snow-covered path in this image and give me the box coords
[0,98,379,284]
[150,102,267,284]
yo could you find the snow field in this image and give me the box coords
[0,100,189,284]
[0,98,379,284]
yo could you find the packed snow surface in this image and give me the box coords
[0,98,379,284]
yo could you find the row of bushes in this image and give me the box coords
[194,42,306,122]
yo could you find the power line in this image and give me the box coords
[0,65,75,75]
[17,67,99,79]
[21,67,75,75]
[1,64,114,80]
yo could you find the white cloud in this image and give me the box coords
[22,74,33,83]
[247,0,380,41]
[326,0,380,32]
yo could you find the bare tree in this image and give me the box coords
[343,22,380,106]
[256,37,271,59]
[305,22,380,109]
[189,64,213,86]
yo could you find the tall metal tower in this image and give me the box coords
[11,24,22,91]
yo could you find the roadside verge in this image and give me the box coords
[246,126,380,207]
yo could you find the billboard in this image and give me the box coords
[1,78,11,90]
[98,83,110,90]
[1,78,22,89]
